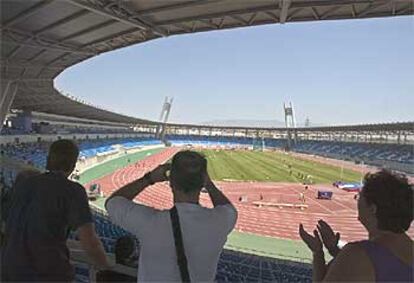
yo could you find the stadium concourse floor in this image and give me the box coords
[80,147,414,262]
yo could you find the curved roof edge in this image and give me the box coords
[165,121,414,132]
[10,81,157,125]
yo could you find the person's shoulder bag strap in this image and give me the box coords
[170,206,191,283]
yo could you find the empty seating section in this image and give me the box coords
[93,212,132,254]
[78,142,118,159]
[216,252,311,282]
[166,135,285,148]
[0,125,137,135]
[165,135,413,164]
[294,140,413,164]
[1,137,161,168]
[67,210,132,254]
[73,265,90,283]
[78,137,161,158]
[0,128,27,135]
[50,127,135,135]
[122,140,162,149]
[167,135,254,146]
[1,142,49,168]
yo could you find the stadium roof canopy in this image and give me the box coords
[167,121,414,132]
[1,0,413,127]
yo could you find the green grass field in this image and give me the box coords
[78,148,164,185]
[199,149,362,183]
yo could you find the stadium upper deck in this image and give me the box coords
[1,0,413,131]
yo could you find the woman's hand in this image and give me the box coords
[317,219,341,256]
[299,223,323,255]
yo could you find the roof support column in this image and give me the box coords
[0,80,19,132]
[279,0,291,24]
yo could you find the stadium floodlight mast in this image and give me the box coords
[156,96,173,140]
[283,102,297,150]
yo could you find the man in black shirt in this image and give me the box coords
[1,169,41,246]
[2,140,109,281]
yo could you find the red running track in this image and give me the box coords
[88,147,414,242]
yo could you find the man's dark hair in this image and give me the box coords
[362,170,413,233]
[170,151,207,193]
[46,139,79,172]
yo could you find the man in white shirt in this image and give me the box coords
[105,150,237,282]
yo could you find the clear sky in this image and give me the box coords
[55,16,414,125]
